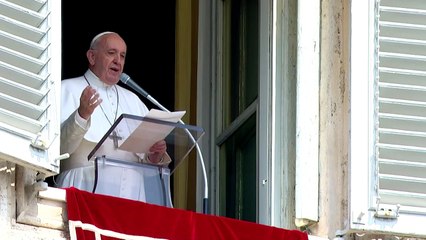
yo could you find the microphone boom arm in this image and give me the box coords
[146,95,209,214]
[120,73,209,214]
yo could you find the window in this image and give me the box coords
[217,0,259,222]
[0,0,61,178]
[351,0,426,236]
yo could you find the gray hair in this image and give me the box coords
[89,31,116,49]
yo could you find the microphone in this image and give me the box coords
[120,72,209,214]
[119,73,149,98]
[120,73,164,110]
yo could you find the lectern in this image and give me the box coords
[87,113,205,207]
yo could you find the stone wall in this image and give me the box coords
[0,161,68,239]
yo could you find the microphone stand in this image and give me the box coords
[144,95,209,214]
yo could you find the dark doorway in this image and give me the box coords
[61,1,176,111]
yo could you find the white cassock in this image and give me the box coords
[55,70,171,202]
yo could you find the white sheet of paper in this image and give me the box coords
[118,109,186,153]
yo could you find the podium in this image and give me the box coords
[86,113,205,207]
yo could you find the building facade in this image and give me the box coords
[0,0,426,239]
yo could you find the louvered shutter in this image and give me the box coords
[377,0,426,213]
[0,0,61,177]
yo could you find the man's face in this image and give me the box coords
[89,34,127,85]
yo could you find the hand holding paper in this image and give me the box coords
[146,139,167,163]
[118,109,186,153]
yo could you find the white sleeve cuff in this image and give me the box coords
[75,110,90,130]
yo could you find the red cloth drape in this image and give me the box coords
[66,187,308,240]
